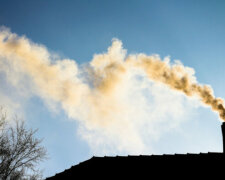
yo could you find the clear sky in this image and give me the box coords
[0,0,225,178]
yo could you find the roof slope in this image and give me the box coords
[46,153,225,179]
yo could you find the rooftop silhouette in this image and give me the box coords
[46,123,225,179]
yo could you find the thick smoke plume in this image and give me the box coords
[128,55,225,120]
[0,28,224,153]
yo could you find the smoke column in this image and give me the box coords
[0,29,224,121]
[0,28,225,152]
[127,55,225,120]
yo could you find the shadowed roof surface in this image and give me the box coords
[46,152,225,179]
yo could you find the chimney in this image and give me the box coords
[222,122,225,153]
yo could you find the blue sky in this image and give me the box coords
[0,0,225,178]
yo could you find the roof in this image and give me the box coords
[46,152,225,179]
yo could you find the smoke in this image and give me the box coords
[127,55,225,120]
[0,28,224,153]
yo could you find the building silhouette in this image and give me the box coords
[46,123,225,179]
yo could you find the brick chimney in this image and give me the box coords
[222,122,225,153]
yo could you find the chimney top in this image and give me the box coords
[221,122,225,153]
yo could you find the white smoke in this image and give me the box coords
[1,28,221,154]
